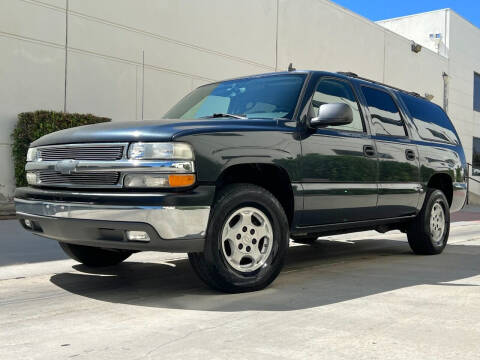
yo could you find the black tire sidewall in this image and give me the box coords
[203,184,289,291]
[422,190,450,251]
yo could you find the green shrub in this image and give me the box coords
[11,111,110,187]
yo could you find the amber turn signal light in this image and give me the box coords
[168,174,195,187]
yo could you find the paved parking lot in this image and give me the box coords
[1,218,480,359]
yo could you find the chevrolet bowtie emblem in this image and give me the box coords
[54,159,79,175]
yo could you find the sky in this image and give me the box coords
[331,0,480,28]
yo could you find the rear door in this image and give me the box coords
[360,85,421,218]
[299,76,379,226]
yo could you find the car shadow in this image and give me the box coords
[49,238,480,312]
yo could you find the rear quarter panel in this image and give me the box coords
[392,89,467,213]
[417,140,467,212]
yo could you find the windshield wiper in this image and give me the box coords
[201,113,247,119]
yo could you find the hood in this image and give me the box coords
[31,118,279,147]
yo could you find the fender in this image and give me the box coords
[175,119,302,184]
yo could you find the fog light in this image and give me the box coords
[126,230,150,242]
[24,219,33,229]
[26,172,38,185]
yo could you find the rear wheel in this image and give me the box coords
[188,183,289,293]
[59,242,133,267]
[407,189,450,255]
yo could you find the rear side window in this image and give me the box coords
[399,93,459,145]
[361,86,407,137]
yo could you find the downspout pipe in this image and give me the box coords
[442,72,449,113]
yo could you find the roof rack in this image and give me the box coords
[337,71,426,99]
[337,71,359,78]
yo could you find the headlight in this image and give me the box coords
[128,142,194,160]
[124,174,196,188]
[26,148,38,162]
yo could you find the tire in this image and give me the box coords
[188,183,289,293]
[407,189,450,255]
[59,242,133,267]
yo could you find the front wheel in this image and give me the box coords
[59,242,133,267]
[407,189,450,255]
[189,184,289,293]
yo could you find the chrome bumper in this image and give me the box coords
[15,198,210,240]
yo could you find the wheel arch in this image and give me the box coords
[214,163,295,226]
[427,172,453,206]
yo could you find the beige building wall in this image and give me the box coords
[0,0,476,211]
[277,0,447,106]
[0,0,66,211]
[0,0,278,212]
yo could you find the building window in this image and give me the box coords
[475,73,480,112]
[473,138,480,174]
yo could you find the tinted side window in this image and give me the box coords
[311,78,365,132]
[474,73,480,112]
[400,93,459,145]
[361,86,406,137]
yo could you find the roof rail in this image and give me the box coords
[408,91,422,97]
[337,71,425,99]
[337,71,358,77]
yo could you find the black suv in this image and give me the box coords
[15,71,467,292]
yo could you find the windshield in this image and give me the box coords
[164,74,306,120]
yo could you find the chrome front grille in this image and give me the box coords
[26,142,194,189]
[39,144,125,161]
[38,170,120,186]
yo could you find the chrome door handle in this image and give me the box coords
[363,145,376,157]
[405,149,416,161]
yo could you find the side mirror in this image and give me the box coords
[309,103,353,128]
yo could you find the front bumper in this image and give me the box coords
[14,186,215,252]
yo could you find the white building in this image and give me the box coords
[1,0,480,213]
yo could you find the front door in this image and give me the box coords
[360,85,420,217]
[299,77,379,226]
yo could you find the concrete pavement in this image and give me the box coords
[1,219,480,359]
